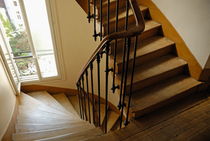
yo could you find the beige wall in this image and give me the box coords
[0,55,16,139]
[27,0,100,89]
[25,0,120,106]
[152,0,210,68]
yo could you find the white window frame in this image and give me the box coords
[17,0,65,84]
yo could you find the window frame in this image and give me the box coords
[17,0,65,84]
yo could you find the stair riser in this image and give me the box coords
[98,6,149,28]
[125,65,188,94]
[108,26,162,62]
[103,12,149,36]
[117,65,187,96]
[115,44,175,73]
[132,84,202,118]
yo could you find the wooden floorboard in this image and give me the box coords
[86,92,210,141]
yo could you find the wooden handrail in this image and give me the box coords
[76,0,145,83]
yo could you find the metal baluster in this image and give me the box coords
[81,75,88,121]
[90,62,95,124]
[125,36,138,126]
[100,0,103,40]
[112,0,120,93]
[78,80,84,119]
[119,0,130,108]
[105,43,111,133]
[93,0,100,40]
[96,54,101,126]
[86,70,91,123]
[88,0,90,22]
[118,0,130,110]
[107,0,110,35]
[76,83,82,119]
[120,37,131,128]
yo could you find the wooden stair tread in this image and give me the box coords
[13,124,95,141]
[115,36,175,66]
[104,19,161,37]
[101,5,148,21]
[52,93,79,117]
[17,113,75,121]
[18,106,74,118]
[117,55,187,90]
[15,122,90,133]
[16,117,77,125]
[17,109,72,119]
[19,93,72,116]
[130,75,202,117]
[37,128,103,141]
[28,91,70,114]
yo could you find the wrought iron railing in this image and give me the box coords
[76,0,145,133]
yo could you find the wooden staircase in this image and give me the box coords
[97,0,204,119]
[12,0,208,140]
[13,92,119,141]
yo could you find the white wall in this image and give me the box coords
[0,55,16,140]
[152,0,210,68]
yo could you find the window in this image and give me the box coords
[0,0,60,83]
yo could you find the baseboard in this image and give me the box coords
[137,0,202,80]
[2,98,19,141]
[21,85,78,96]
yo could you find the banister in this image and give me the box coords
[77,0,145,83]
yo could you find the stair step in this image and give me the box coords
[17,116,77,125]
[18,108,72,119]
[13,125,95,141]
[129,75,202,118]
[117,55,188,93]
[17,112,75,121]
[37,128,103,141]
[28,91,70,115]
[52,93,79,117]
[19,93,73,117]
[100,3,149,23]
[104,19,161,42]
[15,121,89,133]
[113,36,175,73]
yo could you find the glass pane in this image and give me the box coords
[0,0,38,82]
[37,54,58,78]
[14,57,38,81]
[23,0,58,78]
[0,0,32,58]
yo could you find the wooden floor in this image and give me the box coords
[87,91,210,141]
